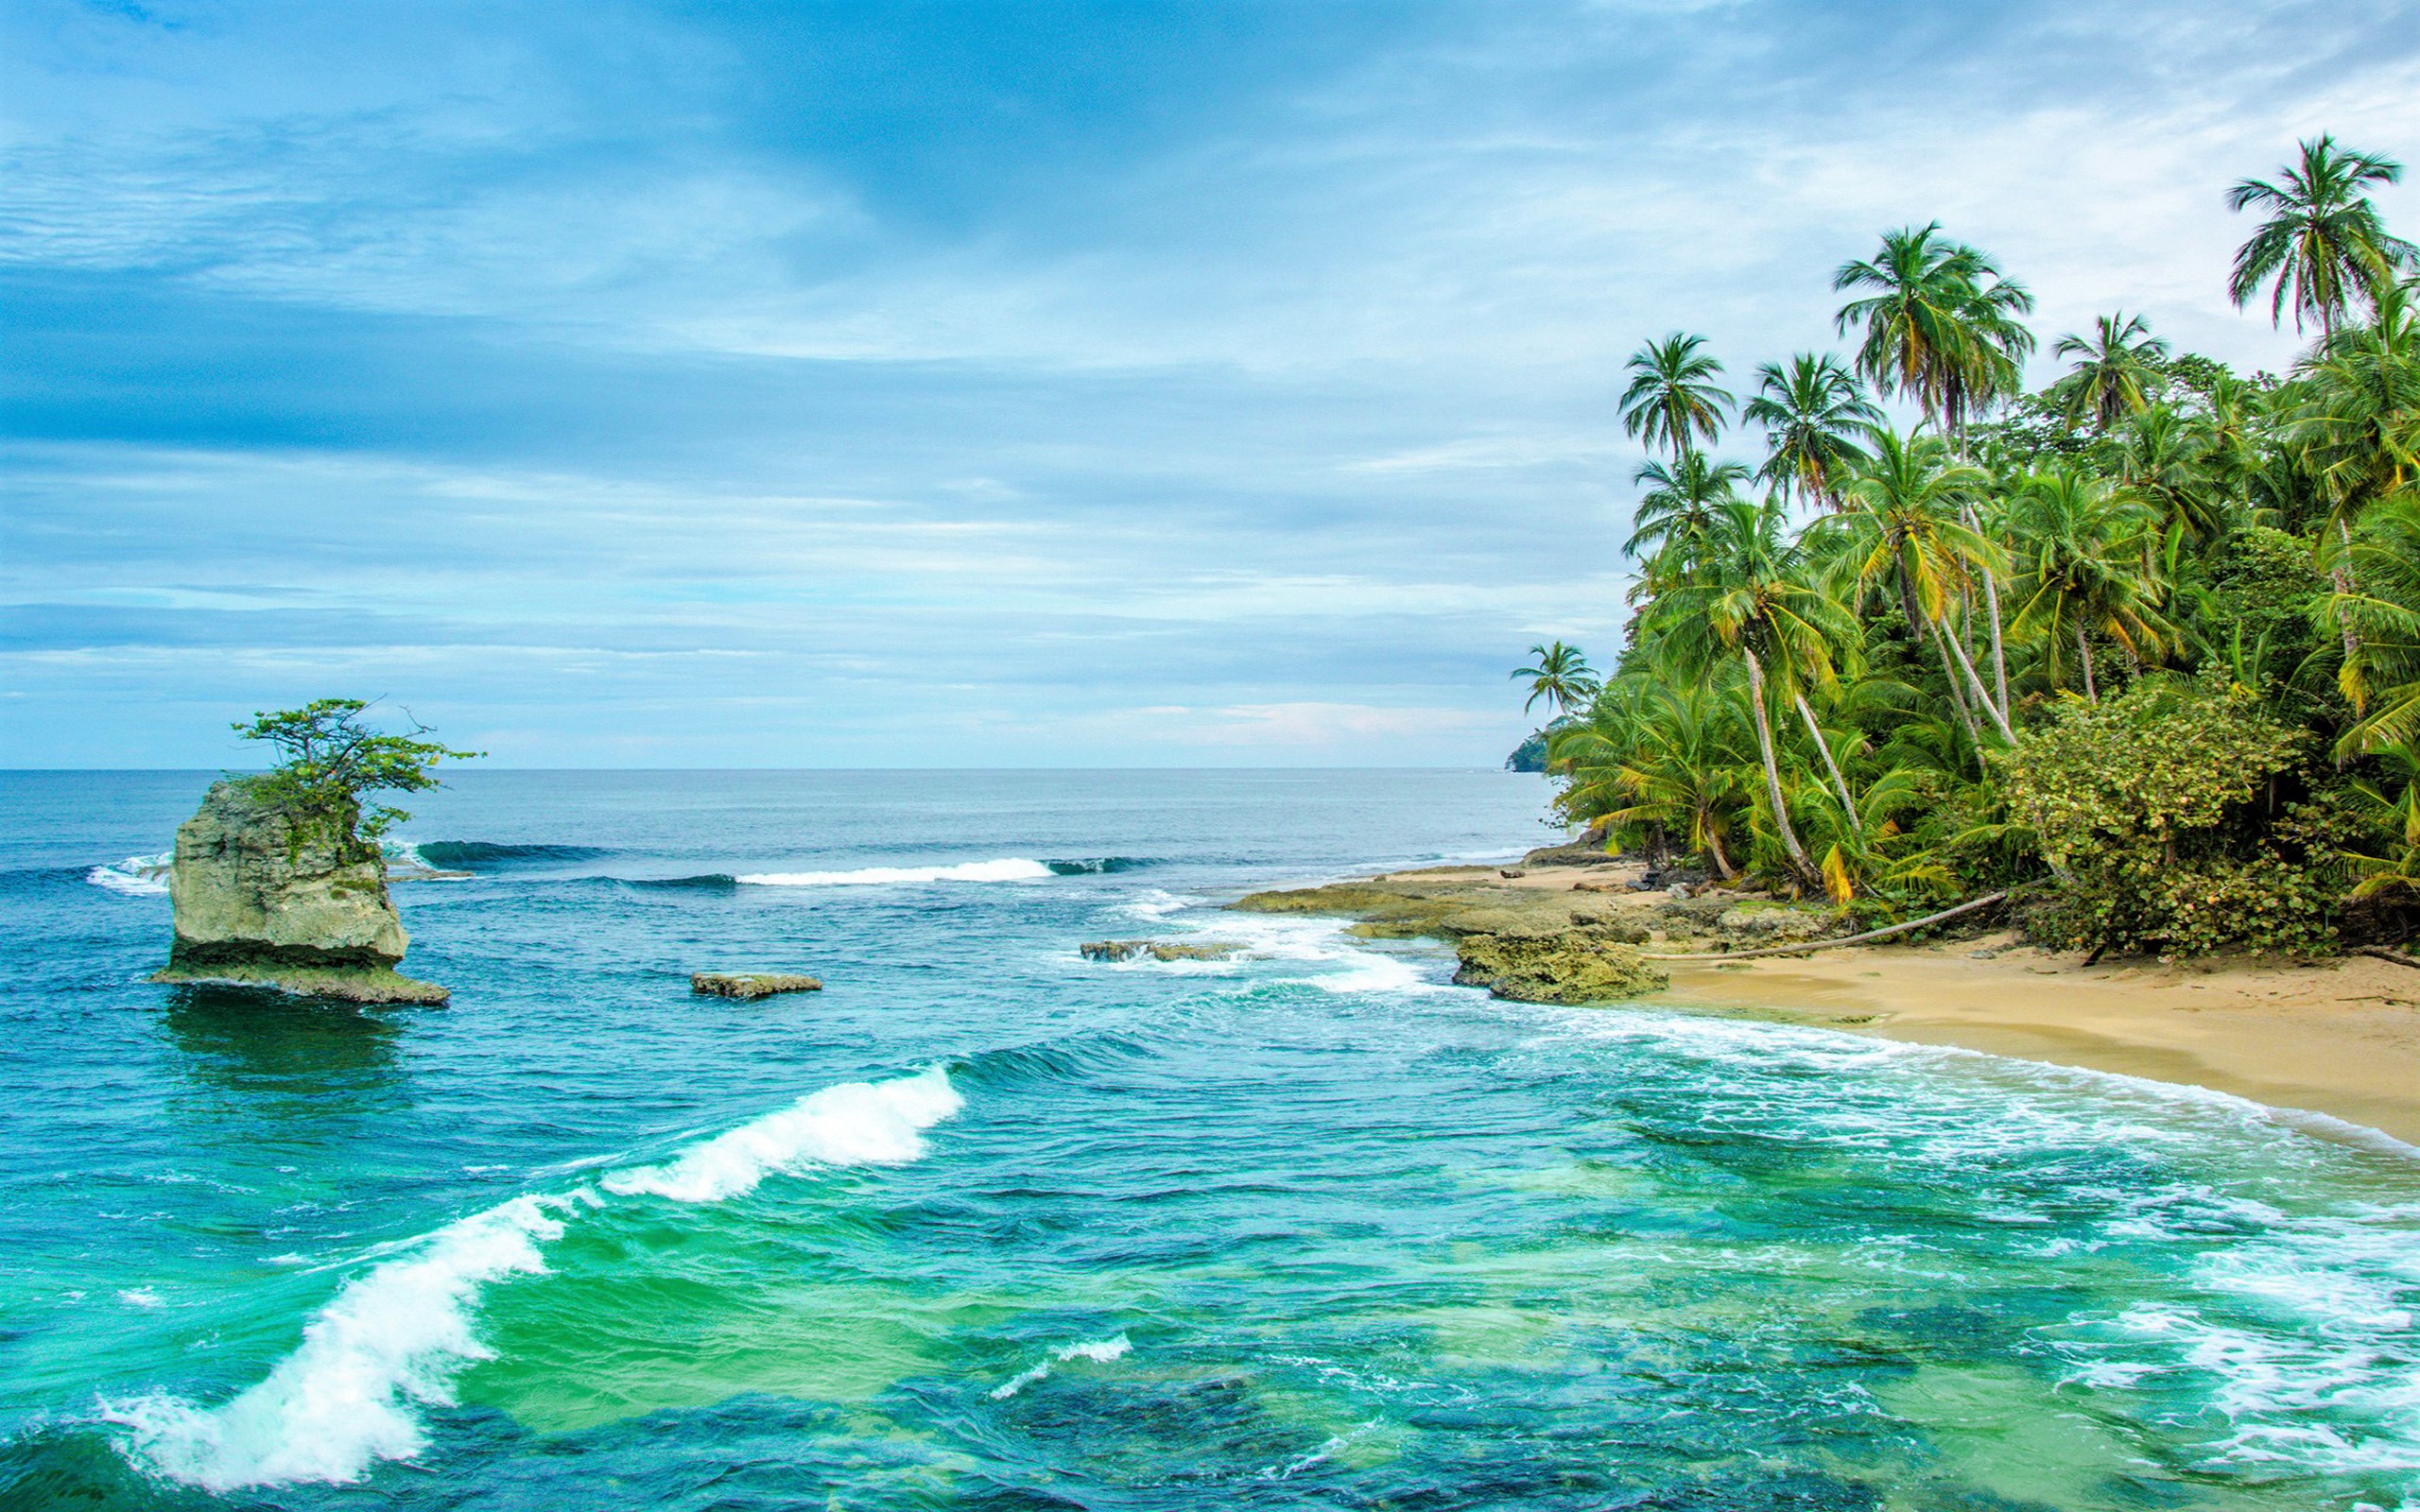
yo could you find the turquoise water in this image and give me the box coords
[2,769,2414,1510]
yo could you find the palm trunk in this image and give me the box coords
[1899,568,1975,722]
[1702,820,1737,882]
[1957,503,2013,721]
[2077,625,2099,704]
[1794,693,1859,831]
[1742,647,1821,890]
[2335,518,2361,663]
[1941,619,2017,743]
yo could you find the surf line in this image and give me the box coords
[103,1065,964,1492]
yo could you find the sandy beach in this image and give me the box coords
[1348,863,2420,1145]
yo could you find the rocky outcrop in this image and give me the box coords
[692,972,823,999]
[1080,939,1238,962]
[1452,926,1668,1004]
[151,779,447,1005]
[1520,821,1629,868]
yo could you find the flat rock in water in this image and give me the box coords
[691,971,823,999]
[1079,939,1238,962]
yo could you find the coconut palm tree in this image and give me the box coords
[1512,641,1601,718]
[1626,453,1752,590]
[1833,223,2036,437]
[1570,680,1751,881]
[1816,431,2011,743]
[2114,404,2228,544]
[1743,353,1881,508]
[2003,465,2171,702]
[1618,334,1734,460]
[1834,225,2032,709]
[2228,135,2419,339]
[1652,496,1856,889]
[2051,312,2170,431]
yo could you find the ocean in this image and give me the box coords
[1,768,2413,1510]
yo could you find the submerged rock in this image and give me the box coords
[1452,926,1668,1004]
[151,780,447,1005]
[1079,939,1239,962]
[691,972,823,999]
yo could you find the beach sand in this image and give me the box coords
[1350,863,2420,1145]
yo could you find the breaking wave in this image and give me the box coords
[1046,857,1155,875]
[85,852,172,897]
[104,1066,963,1491]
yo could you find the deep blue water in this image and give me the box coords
[1,769,2414,1511]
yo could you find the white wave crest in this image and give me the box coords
[990,1333,1132,1400]
[106,1194,570,1490]
[105,1066,964,1490]
[86,851,172,897]
[603,1065,962,1203]
[736,858,1052,886]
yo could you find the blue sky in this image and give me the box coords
[5,0,2416,766]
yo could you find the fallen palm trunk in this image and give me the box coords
[1644,891,2009,962]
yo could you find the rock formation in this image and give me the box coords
[691,972,823,999]
[151,779,448,1005]
[1451,926,1668,1004]
[1079,939,1238,962]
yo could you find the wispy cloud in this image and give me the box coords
[3,0,2411,763]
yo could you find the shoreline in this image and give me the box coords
[1254,861,2420,1146]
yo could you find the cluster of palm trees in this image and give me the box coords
[1520,134,2420,919]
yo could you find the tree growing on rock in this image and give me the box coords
[233,699,481,856]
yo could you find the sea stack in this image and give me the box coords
[150,778,449,1005]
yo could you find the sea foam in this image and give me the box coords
[106,1194,569,1490]
[604,1065,962,1202]
[990,1333,1132,1399]
[735,858,1052,886]
[85,851,172,897]
[109,1067,963,1489]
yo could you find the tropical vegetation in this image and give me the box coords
[234,698,481,855]
[1514,135,2420,958]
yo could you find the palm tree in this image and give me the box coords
[2051,312,2170,431]
[2228,135,2419,338]
[1653,496,1856,890]
[1743,353,1881,508]
[1817,431,2011,742]
[1626,453,1752,589]
[1618,334,1734,460]
[1564,681,1751,881]
[2003,465,2171,702]
[1512,641,1601,718]
[1833,223,2036,437]
[1834,225,2032,709]
[2114,404,2227,544]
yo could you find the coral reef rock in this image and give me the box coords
[1452,927,1668,1005]
[691,972,824,999]
[1079,939,1239,962]
[150,779,448,1005]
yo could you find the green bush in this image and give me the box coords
[2002,678,2332,957]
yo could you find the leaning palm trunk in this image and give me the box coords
[1940,617,2017,743]
[1701,819,1737,882]
[1793,693,1860,831]
[2076,625,2099,704]
[1742,647,1823,890]
[1898,567,1984,750]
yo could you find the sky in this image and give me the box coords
[5,0,2418,767]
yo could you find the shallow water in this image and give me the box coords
[2,769,2414,1510]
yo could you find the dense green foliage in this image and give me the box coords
[1518,135,2420,957]
[233,698,481,856]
